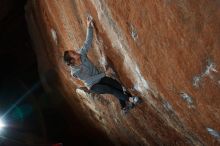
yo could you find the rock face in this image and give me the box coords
[26,0,220,145]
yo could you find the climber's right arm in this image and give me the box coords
[80,18,94,56]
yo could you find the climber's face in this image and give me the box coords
[64,50,81,66]
[68,57,75,66]
[68,52,81,66]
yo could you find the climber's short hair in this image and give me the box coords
[63,50,77,66]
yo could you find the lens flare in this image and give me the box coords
[0,119,5,129]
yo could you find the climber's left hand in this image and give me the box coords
[105,67,114,77]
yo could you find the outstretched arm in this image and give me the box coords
[80,17,94,56]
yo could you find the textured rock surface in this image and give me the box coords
[26,0,220,145]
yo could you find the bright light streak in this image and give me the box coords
[1,82,40,120]
[0,119,5,130]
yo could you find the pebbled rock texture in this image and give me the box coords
[26,0,220,145]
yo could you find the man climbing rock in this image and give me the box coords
[63,16,141,113]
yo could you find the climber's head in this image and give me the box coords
[63,50,81,66]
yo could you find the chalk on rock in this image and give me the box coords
[207,128,220,139]
[51,28,58,45]
[192,75,201,88]
[179,92,194,106]
[130,24,138,41]
[163,101,173,111]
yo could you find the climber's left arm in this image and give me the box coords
[80,17,93,56]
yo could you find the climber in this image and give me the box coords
[63,16,141,113]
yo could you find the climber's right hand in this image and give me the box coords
[87,16,94,27]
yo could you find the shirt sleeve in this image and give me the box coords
[80,26,93,56]
[70,66,80,78]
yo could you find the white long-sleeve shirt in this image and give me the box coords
[70,26,105,89]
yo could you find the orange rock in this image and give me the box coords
[26,0,220,145]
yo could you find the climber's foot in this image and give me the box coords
[129,96,142,105]
[121,97,143,115]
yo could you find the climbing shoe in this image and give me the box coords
[130,96,142,105]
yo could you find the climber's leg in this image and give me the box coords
[90,84,129,108]
[119,100,126,108]
[99,77,132,97]
[99,77,123,91]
